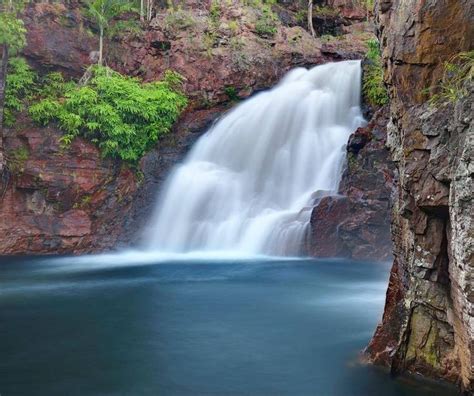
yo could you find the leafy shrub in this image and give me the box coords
[242,0,278,38]
[363,39,388,107]
[30,66,187,162]
[37,71,75,99]
[4,57,36,126]
[430,51,474,105]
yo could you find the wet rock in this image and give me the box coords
[307,107,395,262]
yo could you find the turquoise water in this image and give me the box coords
[0,257,456,395]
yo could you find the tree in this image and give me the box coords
[307,0,315,38]
[0,0,26,133]
[146,0,153,21]
[87,0,133,65]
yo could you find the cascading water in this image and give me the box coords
[144,60,365,256]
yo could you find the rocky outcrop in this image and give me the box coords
[366,0,473,392]
[22,2,96,77]
[307,106,395,261]
[20,1,373,97]
[0,118,136,254]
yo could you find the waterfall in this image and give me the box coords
[144,60,365,256]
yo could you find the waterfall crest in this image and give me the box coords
[145,60,365,256]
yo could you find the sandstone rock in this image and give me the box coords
[367,0,474,392]
[307,107,395,262]
[0,121,137,255]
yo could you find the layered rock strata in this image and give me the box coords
[366,0,473,392]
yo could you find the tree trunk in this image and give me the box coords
[140,0,144,22]
[0,44,9,134]
[98,26,104,65]
[147,0,152,21]
[308,0,315,37]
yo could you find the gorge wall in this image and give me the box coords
[366,0,473,392]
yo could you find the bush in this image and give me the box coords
[4,57,36,126]
[363,39,388,107]
[30,66,187,162]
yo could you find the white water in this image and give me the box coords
[144,60,365,256]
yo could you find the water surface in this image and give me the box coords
[0,257,456,395]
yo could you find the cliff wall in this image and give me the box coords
[367,0,473,392]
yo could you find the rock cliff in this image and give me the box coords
[366,0,473,392]
[307,106,395,261]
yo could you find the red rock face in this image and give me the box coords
[327,0,367,20]
[22,3,96,77]
[0,121,137,254]
[307,107,395,262]
[367,0,474,392]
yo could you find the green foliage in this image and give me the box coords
[224,86,239,101]
[242,0,278,38]
[86,0,136,63]
[37,72,75,99]
[255,7,278,38]
[209,0,221,25]
[228,20,239,35]
[4,57,36,126]
[86,0,135,29]
[295,9,307,24]
[430,51,474,105]
[108,19,142,40]
[358,0,374,11]
[363,39,389,107]
[30,66,187,162]
[0,0,27,53]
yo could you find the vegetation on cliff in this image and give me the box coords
[0,0,26,131]
[363,39,388,107]
[430,50,474,105]
[30,66,187,162]
[4,57,35,127]
[87,0,135,65]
